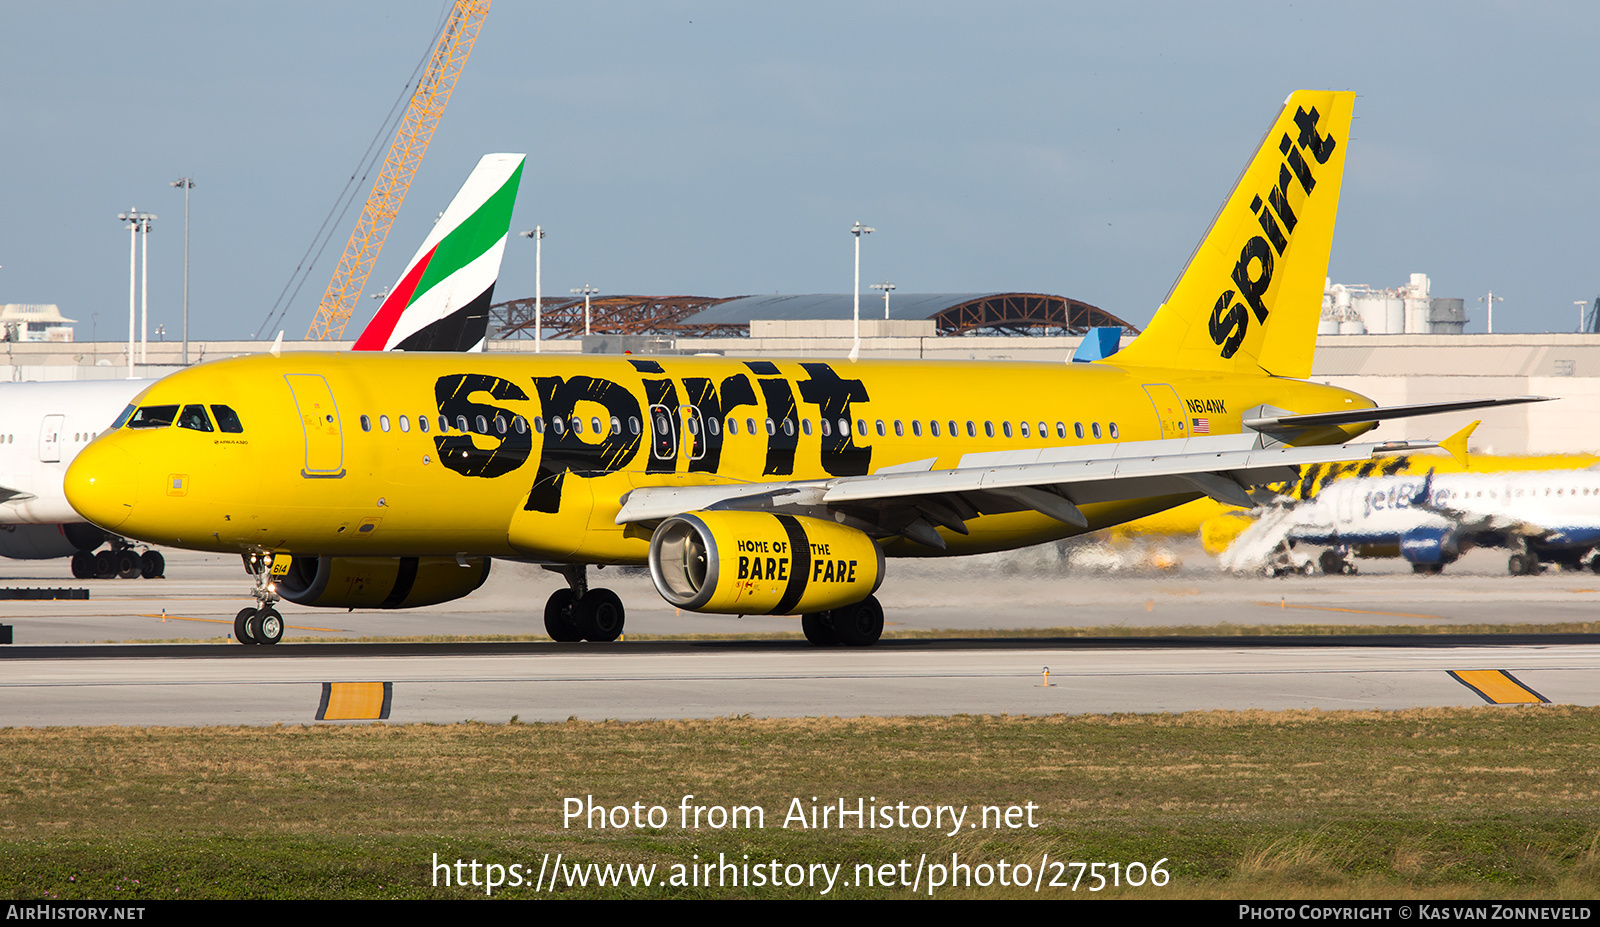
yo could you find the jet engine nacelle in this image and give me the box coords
[648,511,884,615]
[1399,526,1460,565]
[0,523,107,560]
[277,555,490,609]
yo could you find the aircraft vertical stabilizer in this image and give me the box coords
[1111,91,1354,379]
[352,152,526,353]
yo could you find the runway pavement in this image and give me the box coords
[1,545,1596,725]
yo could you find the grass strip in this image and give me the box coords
[4,707,1600,898]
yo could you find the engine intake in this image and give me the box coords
[277,555,490,609]
[648,511,883,615]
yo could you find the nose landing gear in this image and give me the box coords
[234,552,286,645]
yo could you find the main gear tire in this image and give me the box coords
[834,596,884,647]
[577,589,625,642]
[801,611,840,646]
[544,588,583,642]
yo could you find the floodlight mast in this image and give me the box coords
[117,209,155,376]
[571,282,598,336]
[849,221,873,361]
[871,281,895,319]
[520,227,544,351]
[170,178,194,364]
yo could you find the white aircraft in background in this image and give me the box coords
[1221,460,1600,576]
[0,153,524,578]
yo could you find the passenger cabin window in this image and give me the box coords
[419,415,430,433]
[127,405,180,429]
[360,415,372,432]
[399,415,411,433]
[209,405,244,434]
[984,421,995,438]
[1109,423,1119,439]
[379,415,391,433]
[1074,423,1084,439]
[178,404,213,432]
[1092,423,1102,439]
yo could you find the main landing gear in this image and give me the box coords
[801,595,884,647]
[543,565,625,643]
[235,552,286,645]
[70,540,164,580]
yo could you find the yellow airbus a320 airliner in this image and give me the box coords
[65,91,1536,646]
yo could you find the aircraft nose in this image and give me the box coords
[65,441,139,531]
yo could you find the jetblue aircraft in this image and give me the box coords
[1221,462,1600,576]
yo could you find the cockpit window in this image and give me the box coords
[210,405,244,434]
[126,405,179,429]
[178,404,214,432]
[111,404,136,430]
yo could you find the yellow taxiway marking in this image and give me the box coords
[1254,602,1447,621]
[1448,670,1549,705]
[139,614,348,633]
[317,682,392,721]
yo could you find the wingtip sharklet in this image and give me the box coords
[1441,420,1480,468]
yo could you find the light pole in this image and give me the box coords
[871,281,895,319]
[572,283,597,336]
[520,227,544,351]
[1576,300,1588,333]
[170,178,194,364]
[1478,291,1503,334]
[117,208,155,375]
[850,221,874,361]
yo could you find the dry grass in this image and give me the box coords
[4,708,1600,898]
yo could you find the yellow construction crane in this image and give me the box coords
[305,0,491,342]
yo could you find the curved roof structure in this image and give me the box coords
[491,292,1138,339]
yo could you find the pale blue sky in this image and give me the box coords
[3,2,1596,340]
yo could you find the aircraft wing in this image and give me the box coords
[615,431,1438,550]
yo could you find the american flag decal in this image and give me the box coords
[1192,417,1210,434]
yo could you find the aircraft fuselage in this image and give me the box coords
[66,351,1376,563]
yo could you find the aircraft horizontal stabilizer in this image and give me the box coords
[1242,396,1549,437]
[0,485,38,505]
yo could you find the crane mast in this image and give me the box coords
[305,0,490,342]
